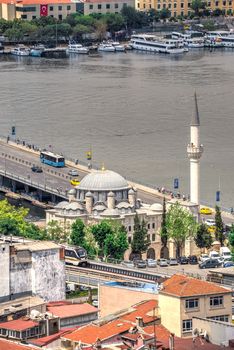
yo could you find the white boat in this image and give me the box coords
[185,38,204,48]
[68,43,89,54]
[130,34,186,54]
[109,41,126,52]
[208,31,234,48]
[11,46,30,56]
[205,32,225,48]
[98,43,115,52]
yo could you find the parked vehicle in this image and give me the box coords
[178,256,189,264]
[92,299,98,307]
[205,219,216,226]
[223,261,234,268]
[146,259,157,267]
[31,165,43,173]
[121,260,135,268]
[199,258,222,269]
[168,258,178,266]
[68,169,79,176]
[220,247,232,261]
[188,255,198,264]
[134,260,147,268]
[200,207,212,215]
[158,258,168,267]
[209,251,222,260]
[199,254,209,263]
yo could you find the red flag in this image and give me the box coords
[40,4,48,16]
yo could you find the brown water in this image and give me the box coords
[0,50,233,209]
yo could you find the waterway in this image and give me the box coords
[0,50,233,209]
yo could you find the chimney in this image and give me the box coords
[85,192,93,214]
[128,188,136,207]
[169,333,175,350]
[136,316,144,328]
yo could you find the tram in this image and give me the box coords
[63,245,88,266]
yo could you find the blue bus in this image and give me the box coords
[40,151,65,167]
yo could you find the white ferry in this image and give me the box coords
[208,31,234,48]
[11,46,30,56]
[98,43,115,52]
[205,32,225,48]
[68,43,89,54]
[130,34,185,54]
[185,38,205,48]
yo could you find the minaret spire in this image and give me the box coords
[187,92,204,205]
[191,91,200,126]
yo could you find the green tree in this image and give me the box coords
[215,205,224,245]
[0,217,20,236]
[166,202,197,257]
[104,13,124,34]
[91,220,113,256]
[104,222,128,260]
[73,24,91,39]
[24,223,48,240]
[131,214,150,257]
[191,0,206,15]
[47,220,66,243]
[70,219,85,247]
[160,8,171,20]
[161,197,168,247]
[84,226,99,258]
[121,6,142,29]
[194,223,213,250]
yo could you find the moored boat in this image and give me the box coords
[11,45,30,56]
[30,44,45,57]
[68,43,89,54]
[130,34,186,54]
[41,47,68,58]
[98,43,115,52]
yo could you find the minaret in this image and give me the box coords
[187,92,204,205]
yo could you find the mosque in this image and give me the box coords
[46,93,203,260]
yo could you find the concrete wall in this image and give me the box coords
[0,244,10,301]
[99,284,157,318]
[193,317,234,347]
[31,249,65,302]
[158,293,181,337]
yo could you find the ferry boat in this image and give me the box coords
[68,43,89,54]
[185,38,204,48]
[109,41,126,52]
[11,46,30,56]
[205,32,225,48]
[130,34,186,54]
[207,31,234,48]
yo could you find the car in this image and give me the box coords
[199,254,209,263]
[205,219,216,226]
[200,207,213,215]
[92,299,98,307]
[168,258,178,266]
[31,165,43,173]
[134,260,147,268]
[178,256,189,265]
[199,258,222,269]
[70,178,80,186]
[158,259,168,267]
[208,225,216,234]
[223,261,234,268]
[68,169,79,176]
[146,259,157,268]
[188,255,198,265]
[121,260,135,268]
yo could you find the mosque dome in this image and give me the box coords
[55,201,69,209]
[78,170,129,192]
[150,203,163,212]
[100,208,120,217]
[68,188,76,195]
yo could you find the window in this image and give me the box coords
[208,315,229,322]
[123,2,127,6]
[21,14,27,18]
[182,319,192,332]
[32,15,36,18]
[148,223,150,229]
[98,4,102,9]
[181,2,184,6]
[49,6,53,10]
[115,3,118,7]
[181,10,184,15]
[188,2,191,6]
[152,233,156,241]
[128,226,131,232]
[174,3,177,7]
[106,4,110,8]
[210,296,223,307]
[229,0,232,5]
[58,5,62,10]
[223,0,226,4]
[185,298,199,309]
[147,234,150,241]
[143,3,146,7]
[174,10,177,15]
[50,14,54,17]
[215,1,219,5]
[67,5,71,10]
[137,2,140,7]
[16,6,36,11]
[128,236,131,243]
[207,1,211,5]
[158,4,161,8]
[58,14,62,20]
[149,3,152,7]
[163,4,166,8]
[89,4,93,9]
[152,222,155,229]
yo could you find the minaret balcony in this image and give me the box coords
[187,143,204,159]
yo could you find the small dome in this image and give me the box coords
[108,191,115,197]
[78,170,129,191]
[68,189,76,195]
[100,208,120,217]
[85,191,93,198]
[92,204,107,212]
[55,201,69,209]
[128,188,135,195]
[66,202,84,211]
[116,201,132,209]
[150,203,163,212]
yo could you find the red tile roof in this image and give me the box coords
[47,303,98,319]
[0,318,39,331]
[1,0,72,4]
[62,300,158,345]
[160,274,231,297]
[29,329,75,346]
[0,338,36,350]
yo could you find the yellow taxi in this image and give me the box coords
[200,207,213,215]
[208,226,216,234]
[70,179,80,186]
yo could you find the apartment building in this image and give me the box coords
[158,274,232,338]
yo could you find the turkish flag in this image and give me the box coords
[40,4,48,16]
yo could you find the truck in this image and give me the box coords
[220,247,231,261]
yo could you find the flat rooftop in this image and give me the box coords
[0,296,45,317]
[104,281,159,294]
[13,241,60,252]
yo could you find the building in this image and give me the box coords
[136,0,234,17]
[0,0,134,20]
[0,240,65,302]
[0,338,37,350]
[158,274,232,338]
[46,301,98,327]
[46,169,163,260]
